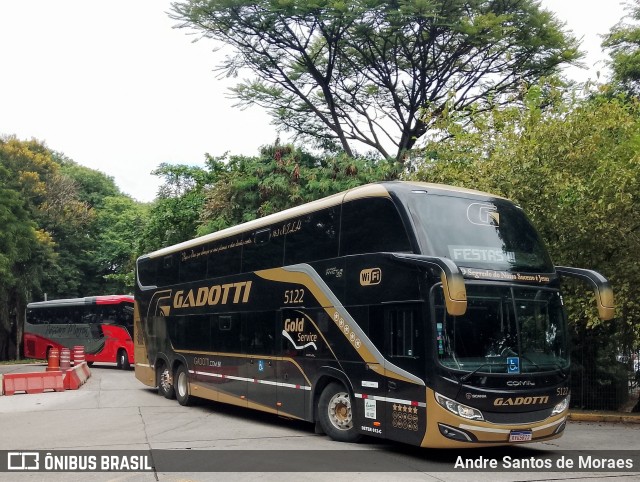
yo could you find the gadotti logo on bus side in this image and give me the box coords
[493,396,549,406]
[173,281,252,309]
[360,268,382,286]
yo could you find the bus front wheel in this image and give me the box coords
[116,349,130,370]
[175,365,192,406]
[318,382,361,443]
[157,364,175,399]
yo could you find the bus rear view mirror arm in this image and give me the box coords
[555,266,615,321]
[390,254,467,317]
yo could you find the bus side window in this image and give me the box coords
[385,306,424,377]
[137,257,157,286]
[157,255,178,287]
[53,307,70,324]
[212,314,241,353]
[179,245,209,283]
[284,208,339,265]
[82,306,96,324]
[389,309,415,357]
[341,198,413,256]
[242,227,284,272]
[97,306,118,324]
[207,239,242,279]
[170,315,211,352]
[243,312,275,356]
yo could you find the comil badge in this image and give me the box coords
[360,268,381,286]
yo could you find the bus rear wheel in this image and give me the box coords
[157,364,175,399]
[175,365,192,406]
[116,349,130,370]
[318,382,361,443]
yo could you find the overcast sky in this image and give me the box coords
[0,1,629,203]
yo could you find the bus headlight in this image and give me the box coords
[435,392,484,421]
[551,396,570,416]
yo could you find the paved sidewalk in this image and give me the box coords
[2,363,640,424]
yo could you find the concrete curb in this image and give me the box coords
[568,411,640,424]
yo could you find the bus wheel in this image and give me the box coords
[157,365,175,399]
[117,350,130,370]
[318,382,361,443]
[175,365,192,406]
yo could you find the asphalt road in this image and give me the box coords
[0,364,638,481]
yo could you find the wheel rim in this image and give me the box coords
[327,391,353,431]
[177,371,188,398]
[160,368,172,392]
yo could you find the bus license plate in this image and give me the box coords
[509,430,532,442]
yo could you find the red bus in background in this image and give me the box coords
[23,295,135,369]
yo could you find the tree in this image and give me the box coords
[603,0,640,96]
[412,84,640,349]
[57,156,120,208]
[199,143,398,234]
[139,163,217,253]
[412,86,640,409]
[93,196,149,293]
[0,135,149,359]
[0,137,57,359]
[171,0,580,161]
[37,157,149,297]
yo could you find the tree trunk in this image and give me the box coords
[0,289,10,361]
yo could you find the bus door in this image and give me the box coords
[277,308,314,420]
[383,304,427,445]
[243,312,278,414]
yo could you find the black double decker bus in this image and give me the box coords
[134,182,614,448]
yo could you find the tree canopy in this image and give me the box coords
[411,85,640,349]
[170,0,580,161]
[0,136,146,359]
[198,143,399,234]
[603,0,640,96]
[137,142,399,250]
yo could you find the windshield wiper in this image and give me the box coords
[519,354,541,372]
[460,362,505,382]
[519,355,568,378]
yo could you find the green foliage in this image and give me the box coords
[603,0,640,96]
[93,196,149,293]
[170,0,580,161]
[139,163,217,253]
[57,155,120,208]
[411,84,640,350]
[0,136,59,359]
[197,143,400,235]
[0,136,148,359]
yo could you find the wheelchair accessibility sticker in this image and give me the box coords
[507,357,520,374]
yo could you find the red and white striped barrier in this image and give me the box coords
[63,361,92,390]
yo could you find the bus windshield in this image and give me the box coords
[407,192,554,273]
[434,284,569,373]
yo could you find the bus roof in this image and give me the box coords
[142,181,503,259]
[27,295,134,309]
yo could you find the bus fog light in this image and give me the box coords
[551,396,570,416]
[435,392,484,421]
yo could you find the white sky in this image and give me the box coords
[0,0,630,203]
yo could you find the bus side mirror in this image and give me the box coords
[390,254,467,316]
[555,266,615,321]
